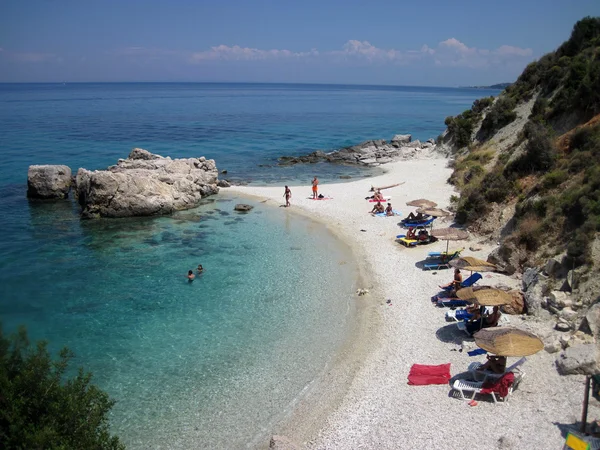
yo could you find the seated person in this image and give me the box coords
[439,268,462,290]
[373,189,385,201]
[385,203,394,216]
[417,229,430,241]
[477,354,507,374]
[370,202,385,214]
[465,306,502,335]
[406,227,417,240]
[405,211,426,221]
[484,306,501,328]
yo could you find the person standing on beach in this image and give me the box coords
[284,185,292,207]
[311,176,319,199]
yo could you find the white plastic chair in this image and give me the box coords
[452,372,524,405]
[468,357,527,383]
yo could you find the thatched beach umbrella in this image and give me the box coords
[450,256,497,273]
[456,287,513,306]
[416,207,452,218]
[473,327,544,357]
[430,227,469,255]
[406,198,437,208]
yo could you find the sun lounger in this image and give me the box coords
[468,357,527,383]
[427,248,464,259]
[423,260,452,270]
[451,371,522,404]
[396,236,419,247]
[400,217,435,228]
[422,250,462,271]
[436,297,471,307]
[441,272,483,291]
[445,309,473,322]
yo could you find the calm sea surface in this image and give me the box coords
[0,83,497,448]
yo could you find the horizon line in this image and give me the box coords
[0,80,506,90]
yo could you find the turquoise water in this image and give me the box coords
[0,83,498,448]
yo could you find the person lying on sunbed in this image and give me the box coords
[370,202,385,214]
[405,211,426,221]
[439,268,462,290]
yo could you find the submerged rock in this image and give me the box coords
[27,165,72,199]
[234,204,253,212]
[76,148,219,219]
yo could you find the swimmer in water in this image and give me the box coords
[197,264,204,274]
[187,270,195,282]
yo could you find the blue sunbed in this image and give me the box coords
[441,272,483,291]
[399,217,435,228]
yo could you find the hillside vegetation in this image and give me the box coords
[442,17,600,271]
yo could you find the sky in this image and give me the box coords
[1,0,600,86]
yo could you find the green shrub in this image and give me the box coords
[480,97,517,137]
[0,325,125,450]
[481,170,515,203]
[543,169,568,188]
[455,189,487,224]
[508,122,555,173]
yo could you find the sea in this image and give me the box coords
[0,83,499,448]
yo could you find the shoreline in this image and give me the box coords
[220,188,385,448]
[227,154,599,449]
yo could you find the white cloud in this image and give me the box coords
[495,45,533,57]
[189,45,318,62]
[109,39,533,70]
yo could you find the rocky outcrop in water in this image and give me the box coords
[278,134,437,167]
[76,148,219,219]
[27,165,72,199]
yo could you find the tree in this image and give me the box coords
[0,325,125,450]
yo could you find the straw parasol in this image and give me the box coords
[406,198,437,208]
[416,207,452,217]
[430,227,469,255]
[473,327,544,357]
[450,256,497,273]
[456,287,513,306]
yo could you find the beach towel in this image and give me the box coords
[368,196,391,202]
[481,372,515,398]
[374,210,401,217]
[307,197,333,200]
[407,363,451,385]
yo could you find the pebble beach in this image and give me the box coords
[227,152,599,450]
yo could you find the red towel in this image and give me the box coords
[480,372,515,398]
[407,363,452,385]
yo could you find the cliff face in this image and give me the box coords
[439,17,600,330]
[441,17,600,270]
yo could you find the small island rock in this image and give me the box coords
[234,204,253,212]
[27,165,72,199]
[76,149,219,219]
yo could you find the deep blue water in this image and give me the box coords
[0,83,497,448]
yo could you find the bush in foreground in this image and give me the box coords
[0,325,125,450]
